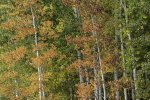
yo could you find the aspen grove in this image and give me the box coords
[0,0,150,100]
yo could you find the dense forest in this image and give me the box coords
[0,0,150,100]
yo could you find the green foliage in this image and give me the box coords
[0,0,149,99]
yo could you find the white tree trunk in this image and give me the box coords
[30,5,44,100]
[73,1,86,100]
[93,66,99,100]
[114,67,120,100]
[119,0,128,99]
[69,87,73,100]
[121,0,137,99]
[77,51,84,83]
[114,24,120,100]
[15,79,19,98]
[85,68,89,85]
[120,31,128,100]
[91,15,106,100]
[85,68,92,100]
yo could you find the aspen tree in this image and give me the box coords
[91,15,104,100]
[65,1,94,99]
[30,4,44,100]
[118,0,128,99]
[82,1,106,99]
[29,1,58,99]
[114,22,120,100]
[119,0,138,99]
[1,0,150,99]
[111,3,121,100]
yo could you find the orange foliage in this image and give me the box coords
[39,21,53,35]
[14,0,39,9]
[31,47,57,67]
[76,83,93,99]
[32,42,48,52]
[69,59,82,69]
[0,84,13,97]
[108,77,131,92]
[101,54,116,73]
[1,47,26,67]
[1,19,16,30]
[42,48,57,59]
[66,35,94,49]
[82,60,94,68]
[14,27,35,40]
[0,71,17,80]
[82,19,93,33]
[31,57,43,67]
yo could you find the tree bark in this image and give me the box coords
[30,5,44,100]
[77,51,84,83]
[15,79,19,98]
[85,68,92,100]
[119,0,128,100]
[114,66,120,100]
[121,0,137,99]
[114,16,120,100]
[93,66,99,100]
[91,15,106,100]
[120,31,128,100]
[85,68,89,85]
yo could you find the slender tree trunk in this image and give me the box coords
[91,15,106,100]
[30,5,44,100]
[72,3,84,99]
[114,65,119,100]
[92,24,100,100]
[15,79,19,98]
[114,22,120,100]
[73,1,105,99]
[119,0,128,100]
[114,67,120,100]
[85,68,89,85]
[93,66,99,100]
[126,14,137,100]
[85,68,92,100]
[93,46,102,100]
[98,84,102,100]
[69,87,73,100]
[120,31,128,100]
[73,1,86,99]
[73,0,84,84]
[77,51,84,83]
[121,0,137,99]
[101,71,106,100]
[121,39,128,100]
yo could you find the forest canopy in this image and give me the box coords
[0,0,150,100]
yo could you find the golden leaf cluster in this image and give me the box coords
[1,19,16,30]
[0,71,17,80]
[76,83,93,100]
[66,35,94,49]
[31,48,57,67]
[39,21,54,36]
[62,0,74,6]
[1,47,26,67]
[101,54,117,73]
[82,60,94,68]
[69,59,82,69]
[0,84,13,97]
[14,0,39,9]
[32,42,48,52]
[82,19,93,33]
[14,27,35,40]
